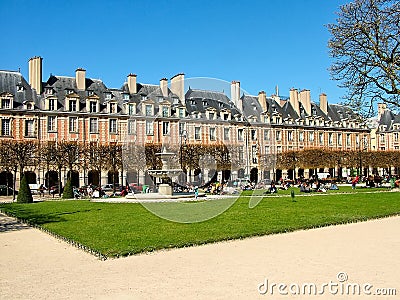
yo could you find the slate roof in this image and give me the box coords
[0,70,37,107]
[377,110,400,132]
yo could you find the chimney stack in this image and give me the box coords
[299,89,311,115]
[170,73,185,102]
[28,56,42,93]
[160,78,168,97]
[289,88,300,116]
[127,73,137,94]
[258,91,268,112]
[319,93,328,115]
[230,81,241,107]
[75,68,86,91]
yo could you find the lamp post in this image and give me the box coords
[357,137,368,177]
[180,129,187,183]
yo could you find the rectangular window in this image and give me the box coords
[25,120,35,137]
[209,112,214,120]
[123,94,129,100]
[128,104,135,115]
[288,131,293,141]
[195,127,201,140]
[162,121,170,135]
[347,133,351,146]
[338,133,342,146]
[319,132,324,144]
[109,119,117,134]
[264,129,270,140]
[146,120,154,135]
[224,128,230,141]
[394,133,399,142]
[89,118,98,133]
[329,133,333,145]
[276,130,281,141]
[265,145,270,154]
[1,119,10,136]
[69,99,77,112]
[179,108,185,118]
[48,99,55,110]
[252,145,258,164]
[277,146,282,153]
[145,105,152,116]
[90,101,97,113]
[69,117,78,133]
[380,134,385,143]
[209,127,216,141]
[1,98,11,109]
[110,103,117,114]
[299,131,304,142]
[48,116,56,132]
[251,129,257,141]
[128,120,135,135]
[238,129,244,141]
[179,123,186,135]
[238,146,244,161]
[162,106,169,117]
[309,132,314,142]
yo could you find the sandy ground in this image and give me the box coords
[1,214,399,300]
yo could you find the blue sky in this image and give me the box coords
[0,0,349,103]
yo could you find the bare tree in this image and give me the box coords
[328,0,400,115]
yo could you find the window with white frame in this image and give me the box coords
[319,132,324,144]
[209,127,216,141]
[123,93,129,100]
[238,146,244,161]
[48,116,57,132]
[105,92,112,100]
[128,104,135,115]
[90,101,97,113]
[380,134,385,143]
[1,119,10,136]
[338,133,342,146]
[25,120,35,137]
[162,121,170,135]
[1,98,11,109]
[48,98,56,111]
[309,131,314,142]
[288,131,293,141]
[251,129,257,141]
[162,106,169,117]
[109,119,117,134]
[277,146,282,153]
[127,120,135,135]
[146,120,153,135]
[238,129,244,141]
[69,117,78,133]
[299,131,304,142]
[329,133,333,145]
[224,128,230,141]
[195,127,201,140]
[109,103,117,114]
[276,130,281,141]
[394,132,399,142]
[89,118,98,133]
[69,99,77,112]
[346,133,351,146]
[265,145,270,154]
[179,123,186,135]
[264,129,270,140]
[145,104,152,116]
[179,108,185,118]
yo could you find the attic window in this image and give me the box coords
[87,90,94,96]
[173,97,179,105]
[17,85,24,92]
[26,102,34,110]
[190,99,196,106]
[105,93,112,100]
[141,95,146,101]
[65,89,74,95]
[312,107,317,115]
[123,94,129,100]
[158,96,163,102]
[218,102,223,108]
[202,100,208,107]
[45,88,53,95]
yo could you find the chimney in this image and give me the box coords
[378,103,387,120]
[28,56,42,93]
[170,73,185,102]
[160,78,168,97]
[289,88,300,116]
[127,73,137,94]
[258,91,268,112]
[75,68,86,91]
[231,81,241,107]
[299,89,311,115]
[319,93,328,115]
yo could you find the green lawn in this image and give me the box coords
[1,189,399,258]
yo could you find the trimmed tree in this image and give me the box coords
[17,175,33,203]
[62,179,74,199]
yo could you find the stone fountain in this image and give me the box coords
[147,146,182,196]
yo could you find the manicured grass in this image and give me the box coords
[1,190,399,258]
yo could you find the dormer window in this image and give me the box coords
[123,94,129,100]
[109,102,117,114]
[162,106,169,117]
[141,95,146,101]
[48,98,56,111]
[172,97,179,105]
[145,104,153,116]
[17,84,25,92]
[44,88,53,95]
[218,102,223,108]
[179,108,185,118]
[105,92,112,100]
[1,98,11,109]
[65,89,74,95]
[209,112,215,120]
[158,96,163,102]
[203,100,208,107]
[128,103,136,115]
[25,102,34,110]
[87,90,94,96]
[69,99,77,112]
[190,99,196,106]
[275,117,281,124]
[90,100,98,113]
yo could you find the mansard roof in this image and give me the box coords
[0,70,36,105]
[377,110,400,131]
